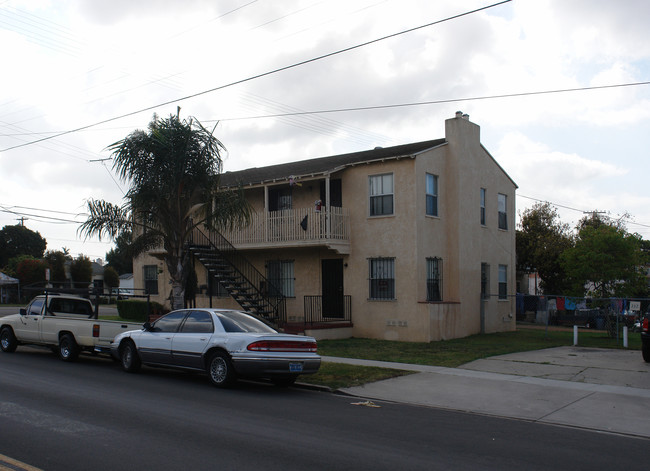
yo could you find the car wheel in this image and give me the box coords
[58,334,80,362]
[0,327,18,353]
[120,341,141,373]
[271,375,298,387]
[643,344,650,363]
[206,351,236,388]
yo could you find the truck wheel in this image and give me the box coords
[58,334,80,362]
[206,351,236,388]
[643,344,650,363]
[120,341,141,373]
[0,327,18,353]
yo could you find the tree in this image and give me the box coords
[44,250,71,286]
[70,254,93,287]
[516,202,574,294]
[0,225,47,268]
[103,266,120,293]
[16,258,49,288]
[105,231,133,274]
[561,215,646,297]
[80,114,251,309]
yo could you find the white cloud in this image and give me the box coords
[3,0,650,253]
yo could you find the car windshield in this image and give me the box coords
[217,311,277,333]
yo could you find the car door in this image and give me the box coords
[137,310,187,365]
[171,310,214,369]
[14,298,45,342]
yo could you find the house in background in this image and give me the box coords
[133,112,517,342]
[118,273,134,297]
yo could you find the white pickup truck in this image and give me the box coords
[0,293,143,361]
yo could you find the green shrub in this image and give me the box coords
[116,299,168,322]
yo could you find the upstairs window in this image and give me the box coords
[369,174,394,216]
[426,257,442,301]
[369,257,395,300]
[426,174,438,217]
[498,193,508,230]
[480,188,486,225]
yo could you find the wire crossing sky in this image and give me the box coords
[1,0,650,259]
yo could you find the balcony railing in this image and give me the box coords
[221,207,350,250]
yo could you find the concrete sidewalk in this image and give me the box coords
[324,347,650,438]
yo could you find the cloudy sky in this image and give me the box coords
[1,0,650,263]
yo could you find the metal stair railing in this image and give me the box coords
[187,226,286,326]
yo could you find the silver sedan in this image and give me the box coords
[111,308,321,387]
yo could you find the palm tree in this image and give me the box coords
[80,113,250,309]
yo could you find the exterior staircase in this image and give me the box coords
[187,227,286,328]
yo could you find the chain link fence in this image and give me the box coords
[516,294,645,339]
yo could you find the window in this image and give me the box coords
[369,174,394,216]
[27,299,44,316]
[369,258,395,300]
[481,263,490,299]
[498,193,508,230]
[152,311,187,333]
[208,273,228,297]
[217,310,277,334]
[498,265,507,300]
[266,260,294,297]
[143,265,159,295]
[181,310,214,334]
[480,188,486,225]
[425,173,438,217]
[426,257,442,301]
[269,187,292,211]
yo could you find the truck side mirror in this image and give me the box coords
[143,322,152,331]
[19,308,26,316]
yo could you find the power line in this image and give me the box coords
[0,0,511,153]
[209,81,650,122]
[516,194,650,231]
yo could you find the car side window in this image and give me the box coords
[27,299,44,316]
[180,311,214,334]
[151,311,187,333]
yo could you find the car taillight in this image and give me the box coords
[643,318,649,333]
[247,340,317,352]
[93,324,100,337]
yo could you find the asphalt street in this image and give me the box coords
[1,346,646,471]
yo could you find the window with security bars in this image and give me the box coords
[369,258,395,300]
[481,263,490,299]
[426,257,442,301]
[426,173,438,217]
[369,174,394,216]
[498,264,507,299]
[498,193,508,230]
[143,265,159,295]
[266,260,294,297]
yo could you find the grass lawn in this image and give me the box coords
[301,326,642,389]
[317,326,641,368]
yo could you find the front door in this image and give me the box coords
[322,259,344,319]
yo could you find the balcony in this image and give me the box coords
[220,207,350,254]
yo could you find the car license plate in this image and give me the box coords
[289,362,303,372]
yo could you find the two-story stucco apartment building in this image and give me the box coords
[133,112,517,342]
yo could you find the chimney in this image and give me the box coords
[455,111,463,118]
[462,113,469,120]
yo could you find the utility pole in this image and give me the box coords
[16,217,28,226]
